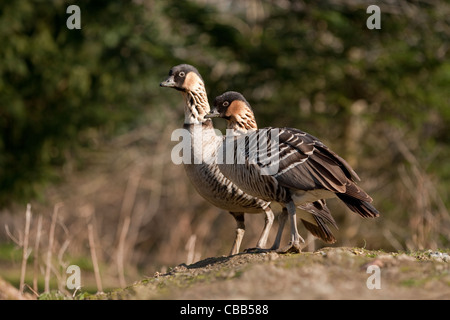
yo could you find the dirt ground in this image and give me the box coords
[93,247,449,300]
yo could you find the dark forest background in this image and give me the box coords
[0,0,448,294]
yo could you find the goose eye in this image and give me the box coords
[179,71,185,77]
[223,101,229,107]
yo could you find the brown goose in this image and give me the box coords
[160,64,274,255]
[207,91,379,253]
[206,95,339,247]
[160,65,337,254]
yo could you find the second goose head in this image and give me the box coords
[207,91,257,134]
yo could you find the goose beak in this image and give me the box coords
[160,75,176,88]
[205,110,221,118]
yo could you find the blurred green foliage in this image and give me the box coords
[0,1,174,204]
[0,0,449,241]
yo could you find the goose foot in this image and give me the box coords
[276,242,302,254]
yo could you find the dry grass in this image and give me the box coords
[0,107,448,297]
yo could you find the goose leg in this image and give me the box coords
[229,212,245,256]
[269,207,288,250]
[277,201,304,253]
[255,207,274,248]
[245,207,275,253]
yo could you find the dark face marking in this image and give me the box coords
[213,91,251,119]
[160,64,203,92]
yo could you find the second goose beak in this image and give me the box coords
[205,110,221,118]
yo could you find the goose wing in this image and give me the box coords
[263,127,372,203]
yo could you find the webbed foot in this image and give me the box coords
[276,242,302,254]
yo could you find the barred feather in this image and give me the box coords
[215,93,379,220]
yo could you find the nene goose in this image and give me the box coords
[160,64,274,255]
[207,91,379,253]
[160,65,337,254]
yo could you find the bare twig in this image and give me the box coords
[33,215,43,293]
[88,223,103,293]
[20,204,32,295]
[306,233,316,253]
[185,234,197,265]
[117,216,131,287]
[23,283,39,299]
[45,203,62,293]
[116,172,141,288]
[57,238,71,294]
[5,224,21,246]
